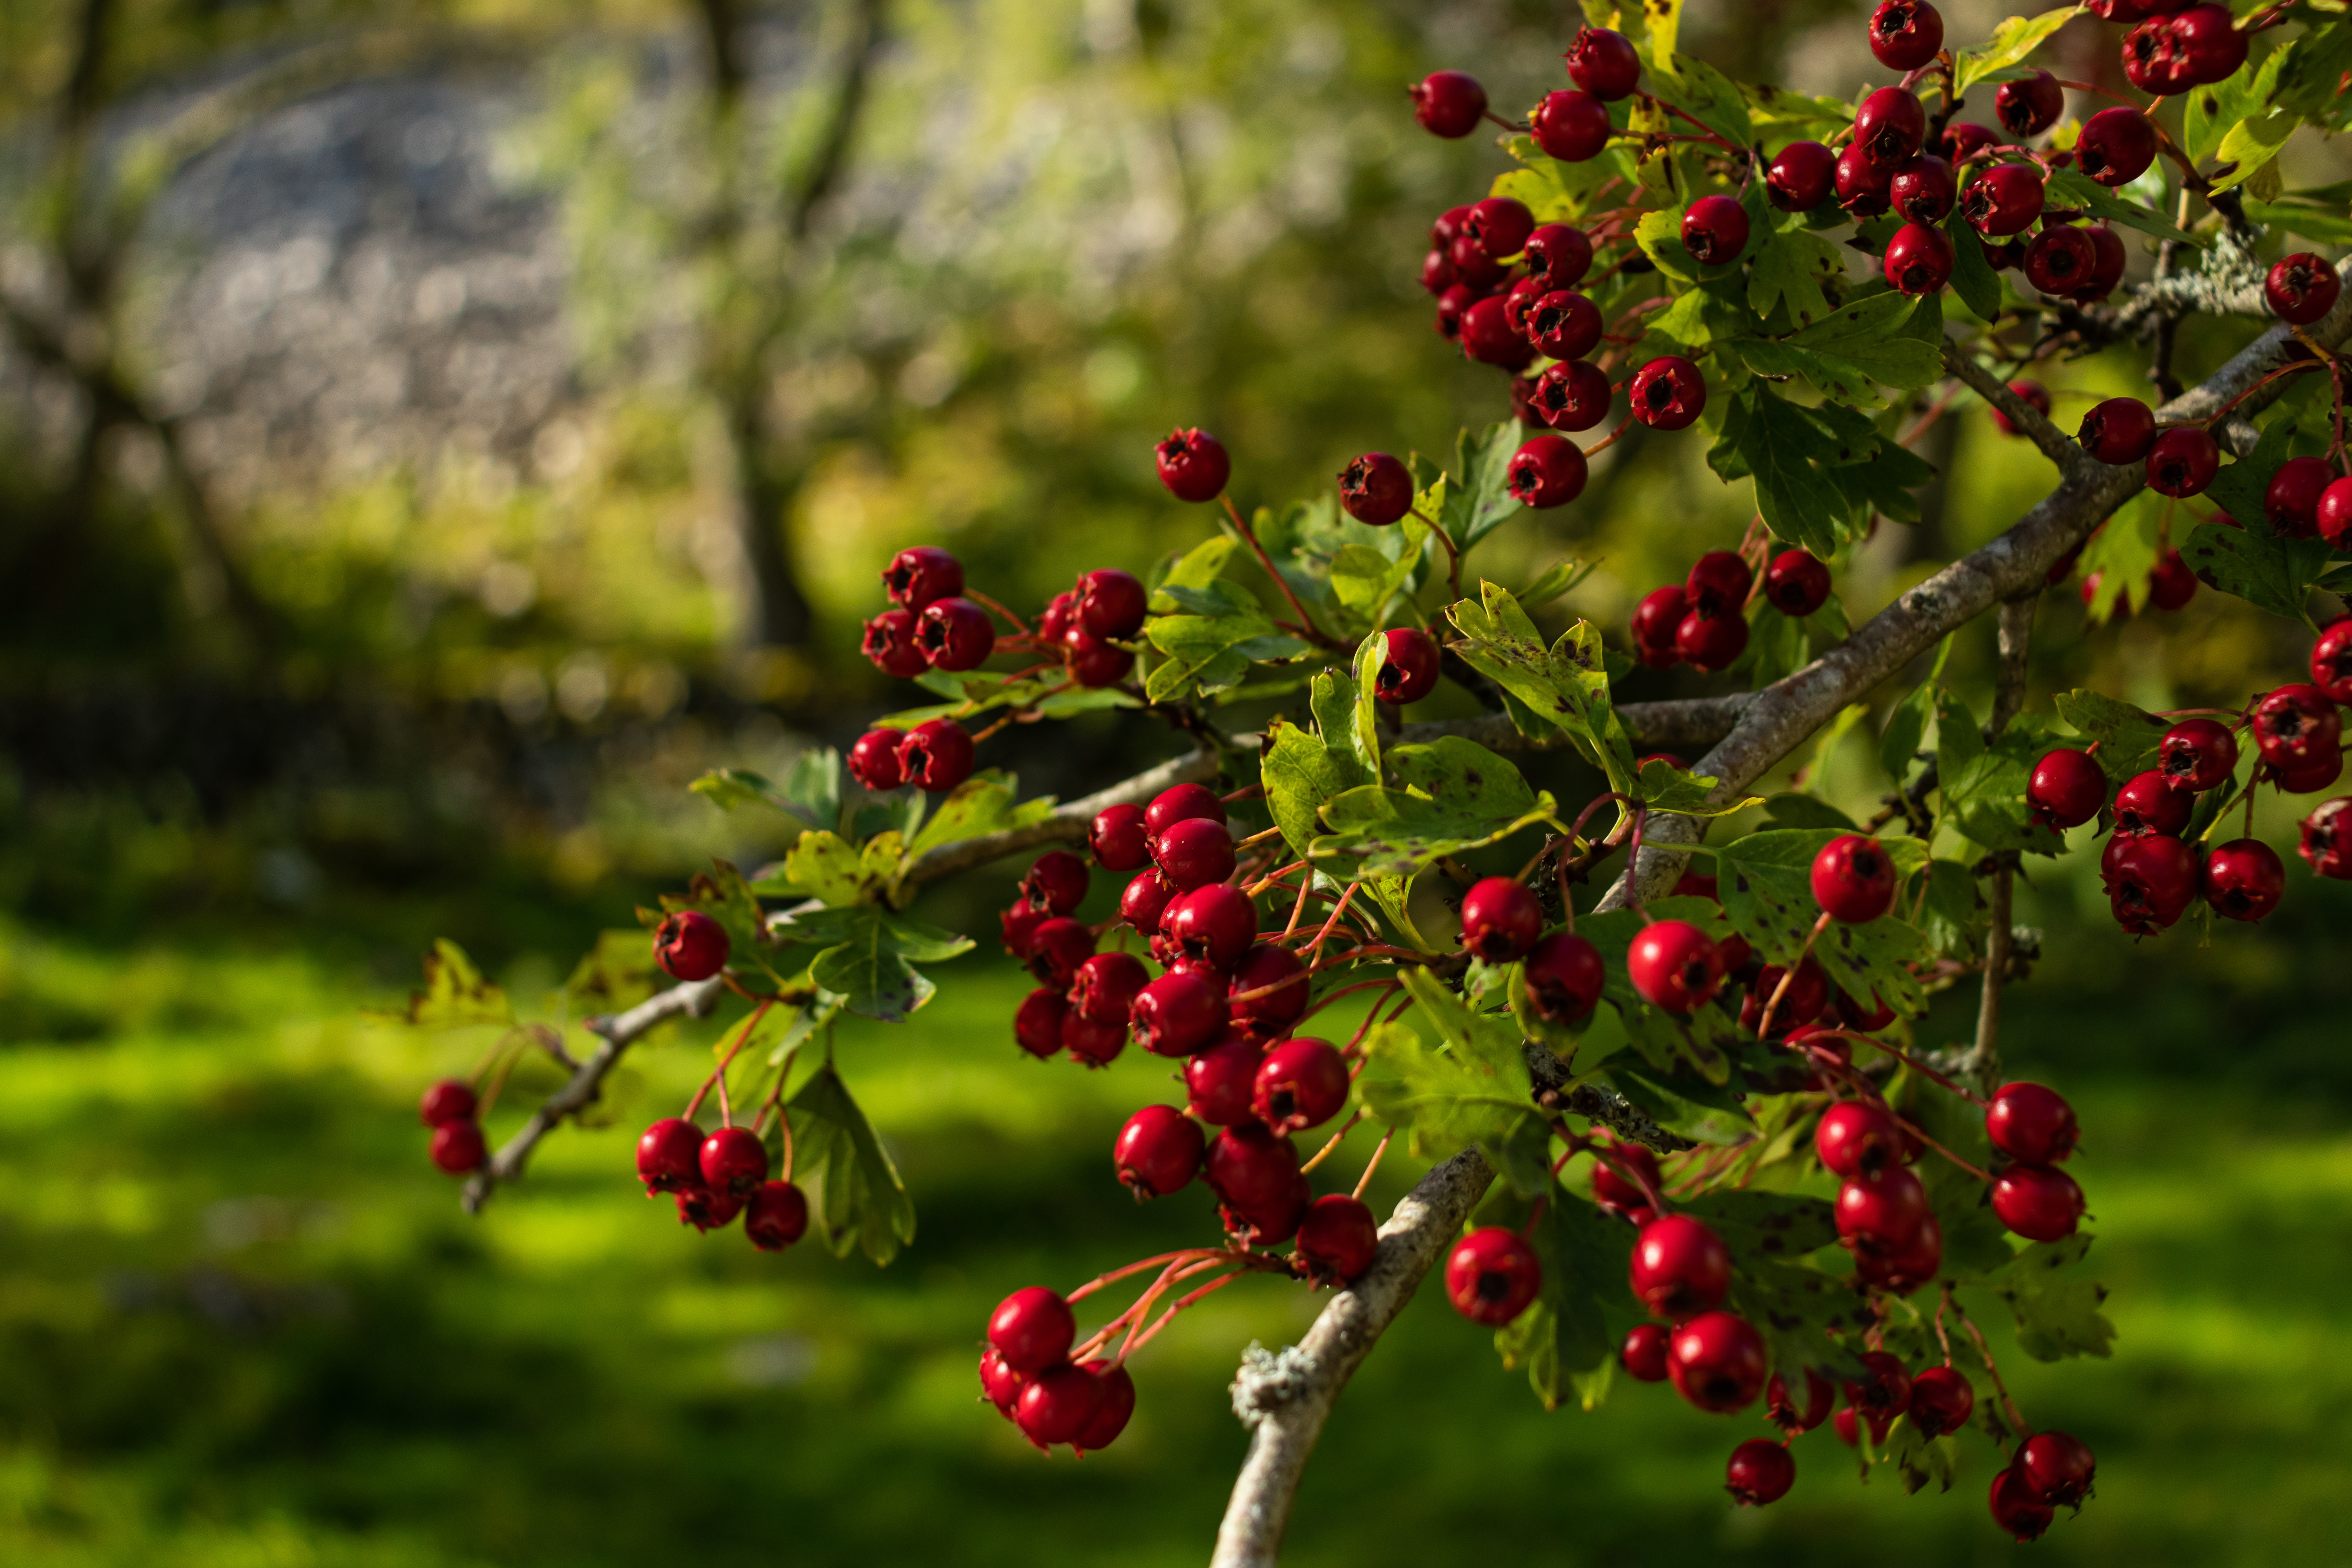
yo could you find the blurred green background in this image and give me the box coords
[4,0,2350,1563]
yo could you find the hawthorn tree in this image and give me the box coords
[401,0,2352,1559]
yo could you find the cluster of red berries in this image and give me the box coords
[2026,676,2348,934]
[978,1287,1136,1453]
[1627,545,1833,674]
[420,1077,488,1175]
[633,1115,811,1250]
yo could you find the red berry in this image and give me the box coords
[883,545,963,610]
[1937,119,1999,162]
[2078,397,2156,466]
[1223,1171,1311,1247]
[1020,850,1089,915]
[1843,1350,1912,1425]
[1766,140,1837,211]
[1740,956,1828,1034]
[989,1286,1076,1375]
[2302,797,2352,877]
[1565,26,1642,98]
[1185,1033,1264,1123]
[654,909,730,981]
[1154,817,1238,893]
[2075,223,2128,303]
[1014,1363,1103,1449]
[1433,283,1474,340]
[1523,931,1605,1022]
[1882,220,1952,296]
[1114,1104,1204,1198]
[1072,952,1149,1025]
[1683,550,1751,616]
[1459,877,1542,961]
[1164,883,1256,968]
[1205,1120,1300,1209]
[862,606,929,677]
[1627,920,1722,1011]
[1991,378,2053,437]
[700,1126,768,1199]
[1064,629,1133,688]
[1629,356,1705,430]
[430,1119,486,1174]
[1410,70,1487,138]
[1376,627,1441,704]
[2023,224,2097,297]
[420,1078,477,1127]
[1147,782,1227,835]
[1995,69,2064,138]
[1531,89,1612,162]
[1667,1311,1768,1412]
[1074,1361,1136,1453]
[1629,1213,1731,1319]
[1906,1364,1975,1437]
[1992,1163,2087,1241]
[1252,1036,1350,1134]
[1768,1367,1836,1432]
[2027,748,2108,828]
[1506,434,1587,509]
[1450,234,1506,289]
[1811,834,1897,922]
[1339,452,1414,525]
[1962,162,2045,236]
[1815,1099,1907,1180]
[1091,804,1151,871]
[2020,1430,2098,1506]
[1500,279,1547,344]
[1445,1226,1541,1325]
[1227,943,1309,1037]
[2278,750,2345,794]
[1988,1082,2079,1164]
[1677,618,1742,676]
[1855,86,1927,171]
[1459,296,1534,369]
[674,1179,743,1231]
[1681,195,1750,267]
[2312,617,2352,702]
[2321,477,2352,546]
[1013,988,1065,1058]
[1524,224,1593,290]
[2115,769,2192,836]
[1836,1165,1929,1249]
[1526,290,1601,361]
[898,718,975,791]
[2079,105,2158,187]
[1076,569,1147,640]
[1132,971,1228,1055]
[1155,427,1230,502]
[2204,837,2285,922]
[1990,1463,2056,1542]
[1621,1322,1671,1381]
[2158,718,2238,792]
[745,1180,809,1250]
[1022,916,1094,989]
[1631,584,1689,665]
[916,596,996,672]
[2171,3,2248,86]
[1296,1194,1379,1283]
[1061,1005,1126,1067]
[1418,248,1456,295]
[2252,683,2342,768]
[1118,869,1177,933]
[1833,987,1897,1033]
[1835,140,1893,217]
[2267,456,2336,536]
[1725,1438,1795,1506]
[978,1347,1026,1416]
[1870,0,1945,67]
[848,728,907,791]
[2107,833,2200,933]
[2147,426,2220,497]
[1465,197,1535,261]
[637,1117,704,1193]
[1037,590,1078,646]
[1590,1140,1660,1220]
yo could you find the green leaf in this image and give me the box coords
[656,861,776,965]
[2186,37,2295,165]
[1491,1186,1629,1406]
[1734,292,1939,408]
[1262,718,1365,863]
[2241,196,2352,245]
[562,929,662,1018]
[1886,1422,1960,1495]
[784,831,887,907]
[806,904,958,1023]
[691,750,840,829]
[1146,598,1285,701]
[1631,756,1763,817]
[1151,534,1239,604]
[1814,915,1934,1022]
[903,771,1056,864]
[1351,633,1388,780]
[1330,522,1432,625]
[1986,1236,2117,1361]
[1650,54,1752,151]
[1746,222,1844,332]
[1446,586,1633,793]
[1679,1189,1840,1259]
[2183,519,2331,625]
[1760,793,1858,832]
[1519,556,1599,610]
[1942,202,2004,321]
[399,938,514,1029]
[1439,424,1528,550]
[2214,112,2303,195]
[1726,1253,1875,1384]
[1713,829,1841,967]
[1955,7,2089,96]
[1939,720,2069,857]
[2052,688,2171,786]
[786,1062,917,1265]
[1315,737,1557,878]
[2082,493,2166,621]
[2038,167,2195,242]
[1880,678,1936,784]
[1355,1009,1543,1178]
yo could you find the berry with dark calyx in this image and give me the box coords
[1844,1351,1913,1424]
[2108,834,2200,933]
[1164,882,1257,968]
[2270,252,2345,326]
[1038,590,1078,646]
[1205,1120,1299,1210]
[2159,717,2238,792]
[1446,1227,1542,1325]
[989,1286,1076,1375]
[1812,834,1897,922]
[1629,1213,1731,1319]
[1533,359,1613,432]
[1991,1464,2056,1542]
[1681,194,1749,266]
[1062,1007,1126,1067]
[1763,550,1832,618]
[1996,69,2064,138]
[1768,1367,1835,1432]
[1886,221,1956,296]
[1674,610,1744,669]
[1632,584,1689,667]
[2268,456,2336,537]
[1906,1364,1975,1437]
[1409,70,1486,137]
[1296,1194,1379,1284]
[2076,397,2156,466]
[1185,1034,1263,1123]
[2252,683,2343,768]
[2303,797,2352,877]
[1075,568,1147,640]
[2313,617,2352,702]
[978,1347,1025,1416]
[1072,951,1150,1025]
[2072,109,2155,197]
[883,545,963,610]
[1962,162,2045,236]
[2020,1430,2099,1507]
[1889,154,1956,223]
[1993,1163,2087,1241]
[700,1126,768,1199]
[655,909,730,981]
[1668,1311,1768,1413]
[2171,2,2248,87]
[1628,920,1723,1011]
[1683,550,1751,616]
[1816,1099,1906,1180]
[2147,426,2220,497]
[1629,356,1706,431]
[1870,0,1944,69]
[1014,1363,1103,1450]
[744,1181,809,1250]
[2321,478,2352,545]
[1466,197,1535,261]
[917,597,996,671]
[1524,224,1593,290]
[862,607,929,677]
[1091,804,1152,871]
[1223,1172,1311,1247]
[1766,140,1837,211]
[1991,378,2052,437]
[1021,849,1089,915]
[1074,1361,1136,1453]
[1532,89,1612,162]
[1155,428,1230,502]
[1566,26,1642,98]
[1154,817,1238,893]
[2024,224,2097,297]
[430,1119,486,1174]
[2278,750,2345,794]
[1147,782,1226,835]
[1132,970,1228,1055]
[1003,898,1049,961]
[1835,141,1893,217]
[1832,987,1897,1033]
[1740,956,1828,1035]
[2028,748,2109,828]
[1988,1082,2079,1164]
[1621,1322,1671,1381]
[898,718,976,792]
[1448,237,1504,290]
[1252,1036,1350,1134]
[2122,16,2189,93]
[637,1117,704,1193]
[2205,837,2286,922]
[2075,223,2127,303]
[1457,296,1533,369]
[1503,280,1549,342]
[1725,1439,1795,1507]
[1114,1104,1204,1198]
[1937,119,1998,162]
[2115,770,2192,836]
[848,728,907,791]
[1837,1165,1930,1250]
[1065,629,1133,689]
[1376,627,1441,704]
[1227,944,1309,1036]
[1460,876,1543,961]
[1118,869,1177,934]
[1338,452,1414,525]
[1523,931,1605,1023]
[420,1078,477,1127]
[675,1180,743,1231]
[1506,435,1587,509]
[1864,1219,1949,1294]
[1024,916,1096,989]
[1014,988,1067,1059]
[1855,86,1927,171]
[1528,290,1602,360]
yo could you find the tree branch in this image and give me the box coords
[1964,595,2036,1089]
[1403,695,1752,758]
